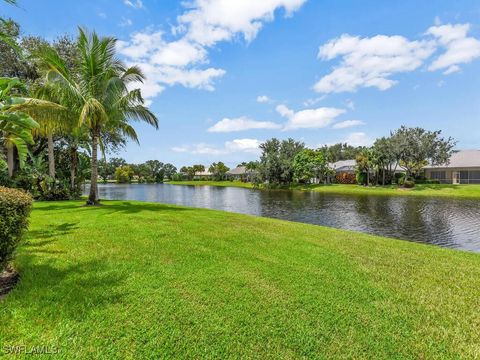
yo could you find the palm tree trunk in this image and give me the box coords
[70,145,78,190]
[7,146,14,177]
[87,129,100,205]
[47,132,55,178]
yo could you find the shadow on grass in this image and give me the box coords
[4,257,125,321]
[35,201,191,214]
[25,222,79,244]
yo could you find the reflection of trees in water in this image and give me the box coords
[352,195,455,246]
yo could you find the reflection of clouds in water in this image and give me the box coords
[85,184,480,252]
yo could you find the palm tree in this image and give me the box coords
[0,77,59,176]
[38,28,158,205]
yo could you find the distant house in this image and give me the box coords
[330,160,356,174]
[424,150,480,184]
[330,160,357,184]
[226,166,255,182]
[194,169,212,180]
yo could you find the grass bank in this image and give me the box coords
[167,180,254,188]
[1,200,480,358]
[300,183,480,199]
[168,180,480,199]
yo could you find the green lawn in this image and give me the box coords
[301,183,480,199]
[168,180,480,199]
[1,200,480,358]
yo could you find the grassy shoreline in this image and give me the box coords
[167,180,480,199]
[1,200,480,358]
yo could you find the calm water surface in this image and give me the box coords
[85,183,480,252]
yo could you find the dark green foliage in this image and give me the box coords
[356,172,367,185]
[403,180,415,188]
[394,172,405,185]
[209,162,229,181]
[0,186,32,270]
[257,138,304,185]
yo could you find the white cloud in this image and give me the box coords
[427,23,480,74]
[178,0,307,46]
[314,22,480,93]
[342,132,373,147]
[171,139,261,155]
[208,116,281,132]
[276,104,346,130]
[256,95,271,103]
[314,34,435,93]
[225,138,262,153]
[118,0,306,103]
[124,0,143,9]
[332,120,365,129]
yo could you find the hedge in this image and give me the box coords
[0,186,32,271]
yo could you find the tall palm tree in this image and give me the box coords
[39,28,158,205]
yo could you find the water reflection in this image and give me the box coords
[85,183,480,252]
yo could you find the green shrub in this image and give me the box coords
[0,186,33,271]
[415,179,441,185]
[403,180,415,188]
[394,173,405,185]
[355,172,367,185]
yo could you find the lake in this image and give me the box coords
[85,183,480,252]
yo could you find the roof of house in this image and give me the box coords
[195,170,212,176]
[330,159,356,172]
[424,150,480,169]
[227,166,247,175]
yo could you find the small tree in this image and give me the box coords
[209,162,230,181]
[115,165,134,183]
[162,163,177,180]
[392,126,456,179]
[293,149,331,184]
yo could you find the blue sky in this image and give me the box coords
[3,0,480,167]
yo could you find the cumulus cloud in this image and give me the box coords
[427,23,480,74]
[178,0,306,46]
[171,138,261,155]
[332,120,365,129]
[314,22,480,93]
[342,132,373,147]
[314,34,435,93]
[225,138,262,153]
[118,0,306,102]
[276,104,346,130]
[208,116,281,132]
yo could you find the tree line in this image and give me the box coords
[249,127,455,187]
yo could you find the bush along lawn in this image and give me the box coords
[1,200,480,358]
[0,187,32,299]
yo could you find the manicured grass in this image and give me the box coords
[300,183,480,199]
[168,180,480,199]
[167,180,254,188]
[1,200,480,358]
